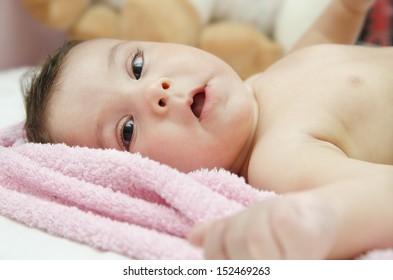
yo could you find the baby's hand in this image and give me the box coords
[188,194,338,259]
[339,0,377,13]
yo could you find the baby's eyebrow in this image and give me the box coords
[107,42,121,71]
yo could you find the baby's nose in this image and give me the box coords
[148,78,171,114]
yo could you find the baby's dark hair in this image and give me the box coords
[22,40,82,143]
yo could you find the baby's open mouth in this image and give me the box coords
[191,91,206,119]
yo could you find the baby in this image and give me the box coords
[23,0,393,259]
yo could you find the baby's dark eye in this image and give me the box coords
[121,119,134,149]
[132,50,144,80]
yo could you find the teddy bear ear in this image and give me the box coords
[69,4,120,40]
[21,0,90,30]
[120,0,201,46]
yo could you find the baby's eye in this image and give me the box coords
[121,119,135,150]
[132,50,144,80]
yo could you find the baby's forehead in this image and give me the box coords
[62,39,114,70]
[72,39,117,54]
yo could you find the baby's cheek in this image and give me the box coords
[135,138,184,165]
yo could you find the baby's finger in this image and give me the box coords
[203,220,228,259]
[187,222,212,247]
[242,204,283,259]
[221,212,253,259]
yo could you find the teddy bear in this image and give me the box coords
[21,0,329,79]
[21,0,202,45]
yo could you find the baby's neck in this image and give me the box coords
[229,88,259,180]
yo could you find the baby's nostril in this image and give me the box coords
[158,99,166,107]
[162,82,170,90]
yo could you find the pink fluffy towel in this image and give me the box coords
[0,123,392,259]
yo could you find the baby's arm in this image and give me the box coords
[291,0,376,51]
[188,152,393,259]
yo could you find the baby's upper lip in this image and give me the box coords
[189,86,206,119]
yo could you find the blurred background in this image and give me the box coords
[0,0,391,76]
[0,0,66,71]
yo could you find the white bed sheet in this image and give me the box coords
[0,67,127,259]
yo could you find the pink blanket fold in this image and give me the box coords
[0,123,392,259]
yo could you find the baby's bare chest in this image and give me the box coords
[253,48,393,165]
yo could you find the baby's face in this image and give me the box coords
[47,39,256,172]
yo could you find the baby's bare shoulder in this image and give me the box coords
[248,45,393,85]
[247,125,393,194]
[246,129,342,193]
